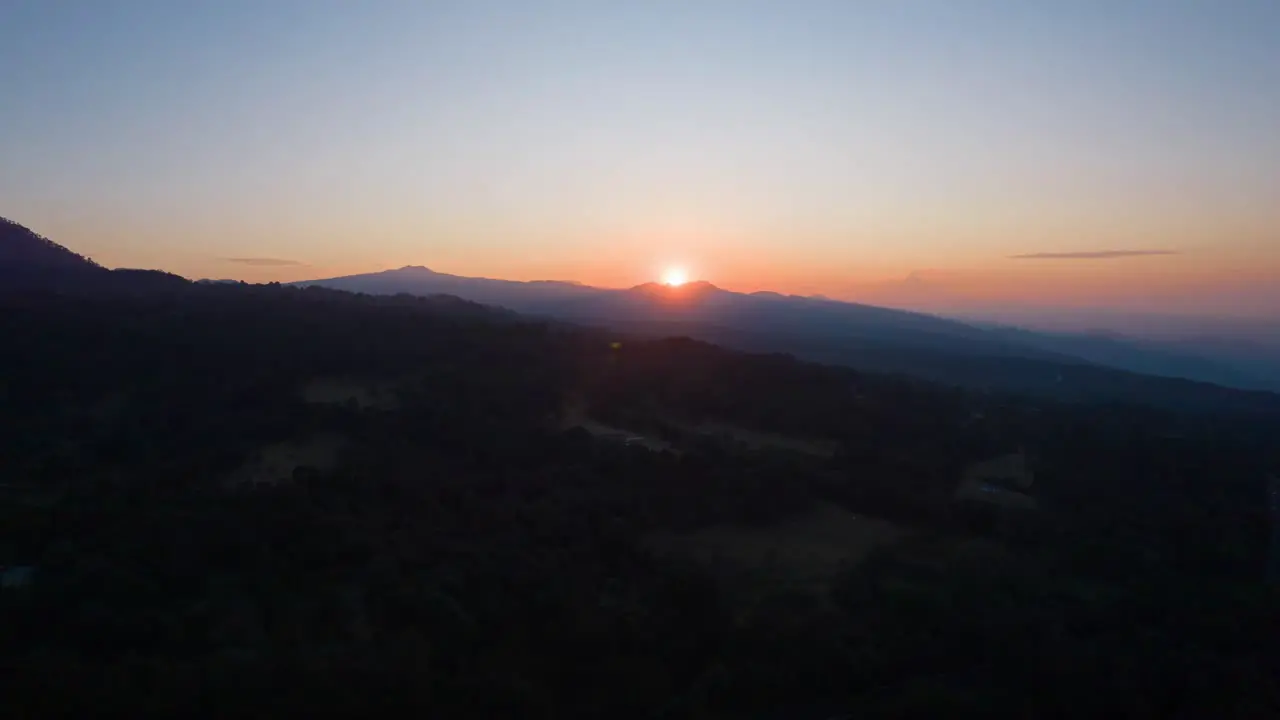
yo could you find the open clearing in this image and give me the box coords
[302,377,403,410]
[955,451,1038,509]
[228,432,348,487]
[559,401,674,452]
[678,421,838,457]
[574,418,673,452]
[647,502,911,587]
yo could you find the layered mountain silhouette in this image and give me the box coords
[293,265,1280,404]
[3,216,1274,408]
[294,266,1062,358]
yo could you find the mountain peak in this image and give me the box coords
[630,280,723,298]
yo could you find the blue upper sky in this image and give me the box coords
[1,1,1277,312]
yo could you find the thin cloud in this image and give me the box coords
[1009,250,1179,260]
[225,257,308,267]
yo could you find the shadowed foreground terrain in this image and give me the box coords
[1,274,1278,717]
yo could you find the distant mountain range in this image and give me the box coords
[295,266,1070,358]
[3,215,1275,410]
[294,265,1280,403]
[977,324,1277,394]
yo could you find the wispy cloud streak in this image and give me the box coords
[1009,250,1178,260]
[225,257,307,267]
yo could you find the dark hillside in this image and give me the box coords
[0,217,105,277]
[1,280,1277,717]
[0,217,191,292]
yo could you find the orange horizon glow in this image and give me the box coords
[6,4,1278,322]
[134,254,1280,320]
[22,214,1280,320]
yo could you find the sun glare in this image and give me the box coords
[662,267,688,286]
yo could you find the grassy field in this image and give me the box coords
[574,418,674,452]
[227,432,348,487]
[301,377,402,410]
[559,400,675,452]
[955,451,1038,509]
[647,502,911,589]
[678,421,839,457]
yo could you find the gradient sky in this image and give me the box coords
[2,1,1277,314]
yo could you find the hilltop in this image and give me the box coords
[0,217,105,276]
[0,217,187,291]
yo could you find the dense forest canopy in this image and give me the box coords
[1,275,1278,716]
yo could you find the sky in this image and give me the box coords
[2,1,1278,316]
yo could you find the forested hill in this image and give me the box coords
[1,280,1278,716]
[1,216,105,274]
[0,217,189,291]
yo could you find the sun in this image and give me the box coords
[662,267,689,286]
